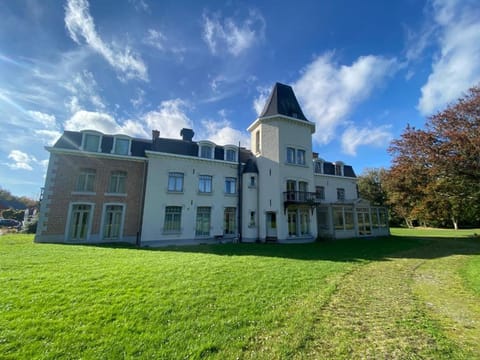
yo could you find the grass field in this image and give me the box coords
[1,229,479,359]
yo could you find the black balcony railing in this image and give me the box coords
[283,191,322,204]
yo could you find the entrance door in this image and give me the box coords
[69,204,92,241]
[266,212,277,238]
[356,208,372,236]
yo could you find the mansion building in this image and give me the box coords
[35,83,389,246]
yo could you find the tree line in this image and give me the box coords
[359,85,480,229]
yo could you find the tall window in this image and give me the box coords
[255,131,260,153]
[76,168,96,192]
[225,149,236,162]
[113,138,130,155]
[164,206,182,233]
[200,146,212,159]
[297,149,306,165]
[199,175,212,193]
[103,205,123,239]
[335,163,343,176]
[298,181,308,201]
[315,186,325,200]
[108,171,126,193]
[168,172,183,192]
[337,188,345,201]
[314,161,323,174]
[286,147,295,164]
[83,133,101,152]
[225,177,236,194]
[287,209,297,236]
[195,207,211,236]
[69,204,92,240]
[249,211,256,227]
[299,209,310,235]
[286,180,296,201]
[249,176,256,187]
[224,207,236,235]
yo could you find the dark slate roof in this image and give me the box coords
[343,165,356,178]
[259,82,308,121]
[321,162,356,178]
[53,131,151,157]
[242,158,259,174]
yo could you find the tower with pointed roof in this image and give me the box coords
[247,82,318,242]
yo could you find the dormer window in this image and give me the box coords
[112,136,131,156]
[198,141,215,159]
[81,131,102,152]
[314,160,324,174]
[224,146,237,162]
[335,161,344,176]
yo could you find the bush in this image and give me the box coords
[22,220,37,234]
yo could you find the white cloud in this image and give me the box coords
[128,0,149,12]
[143,29,166,51]
[294,53,398,145]
[198,119,250,147]
[64,110,146,137]
[34,130,62,146]
[202,9,265,56]
[7,150,37,171]
[63,70,106,111]
[27,110,56,129]
[65,0,148,81]
[253,85,271,116]
[142,99,193,139]
[418,0,480,115]
[341,125,392,156]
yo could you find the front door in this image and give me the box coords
[266,212,277,238]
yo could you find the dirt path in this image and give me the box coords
[304,239,480,359]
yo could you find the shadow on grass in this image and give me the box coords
[90,235,480,263]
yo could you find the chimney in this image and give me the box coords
[312,152,319,159]
[152,129,160,141]
[180,128,194,142]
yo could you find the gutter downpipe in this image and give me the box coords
[237,142,242,243]
[136,159,148,248]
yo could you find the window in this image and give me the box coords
[199,175,212,193]
[224,207,236,236]
[298,181,308,201]
[286,180,296,201]
[225,148,236,162]
[200,146,212,159]
[334,206,354,231]
[113,138,130,155]
[344,208,354,230]
[249,211,256,227]
[225,177,236,194]
[164,206,182,233]
[76,168,96,192]
[108,171,126,194]
[255,131,260,153]
[314,161,323,174]
[317,207,329,230]
[315,186,325,200]
[103,205,124,239]
[287,147,295,164]
[68,204,92,241]
[168,172,184,192]
[195,207,211,236]
[249,176,256,187]
[83,133,101,152]
[297,149,306,165]
[335,163,343,176]
[299,209,310,235]
[337,188,345,201]
[287,209,297,236]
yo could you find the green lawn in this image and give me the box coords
[1,231,479,359]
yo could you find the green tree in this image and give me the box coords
[357,168,388,206]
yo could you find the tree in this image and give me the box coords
[357,168,388,206]
[388,85,480,229]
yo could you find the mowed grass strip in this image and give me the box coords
[0,234,417,359]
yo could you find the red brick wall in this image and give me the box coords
[43,153,146,239]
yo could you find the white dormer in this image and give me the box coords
[111,135,132,156]
[224,145,238,162]
[81,130,103,152]
[334,161,345,176]
[198,140,215,159]
[314,158,324,174]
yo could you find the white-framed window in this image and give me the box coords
[286,147,296,164]
[224,207,236,236]
[249,176,256,187]
[335,162,344,176]
[168,172,184,192]
[255,130,260,153]
[101,204,125,240]
[297,149,306,165]
[195,206,211,236]
[108,171,126,194]
[66,203,94,241]
[164,206,182,233]
[315,186,325,200]
[199,175,212,193]
[314,160,323,174]
[81,132,102,152]
[112,137,131,155]
[75,168,96,192]
[198,141,215,159]
[249,211,256,227]
[224,147,237,162]
[225,177,236,194]
[337,188,345,201]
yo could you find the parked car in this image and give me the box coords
[0,218,21,228]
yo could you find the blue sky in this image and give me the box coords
[1,0,480,198]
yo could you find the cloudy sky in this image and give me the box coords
[1,0,480,198]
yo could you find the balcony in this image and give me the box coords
[283,191,322,206]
